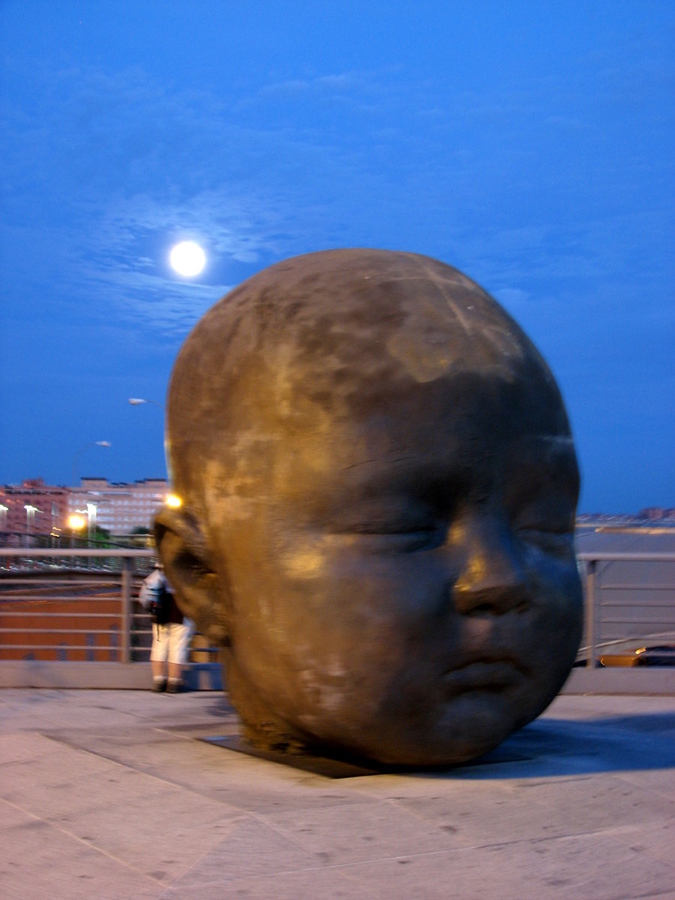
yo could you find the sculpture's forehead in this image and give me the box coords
[226,249,506,329]
[167,250,570,511]
[205,249,533,384]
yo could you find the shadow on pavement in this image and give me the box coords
[446,712,675,779]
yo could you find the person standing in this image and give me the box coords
[139,563,194,692]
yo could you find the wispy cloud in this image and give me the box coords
[2,44,672,347]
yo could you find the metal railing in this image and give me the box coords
[0,547,223,689]
[0,548,155,664]
[577,551,675,668]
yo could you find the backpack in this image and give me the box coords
[150,580,172,626]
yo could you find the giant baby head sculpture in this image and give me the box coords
[155,249,582,767]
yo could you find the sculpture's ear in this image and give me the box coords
[154,507,231,646]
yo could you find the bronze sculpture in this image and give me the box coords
[155,249,582,766]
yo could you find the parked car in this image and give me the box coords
[633,645,675,666]
[574,645,675,667]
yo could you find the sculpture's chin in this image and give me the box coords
[232,678,531,768]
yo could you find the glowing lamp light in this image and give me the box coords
[165,494,182,509]
[68,514,86,531]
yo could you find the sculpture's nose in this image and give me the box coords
[451,515,531,616]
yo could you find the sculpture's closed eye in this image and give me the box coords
[515,527,575,557]
[346,527,446,554]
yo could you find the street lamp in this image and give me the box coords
[72,441,111,486]
[24,503,40,546]
[129,397,168,478]
[86,501,97,545]
[128,397,164,410]
[67,513,86,550]
[68,514,86,531]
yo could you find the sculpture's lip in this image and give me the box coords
[441,657,529,695]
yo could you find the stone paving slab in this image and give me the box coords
[1,801,160,900]
[0,689,673,899]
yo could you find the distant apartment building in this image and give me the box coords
[0,478,69,538]
[68,478,170,535]
[0,477,171,539]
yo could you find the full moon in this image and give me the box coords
[169,241,206,277]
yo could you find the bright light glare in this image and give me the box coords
[165,493,182,509]
[170,241,206,277]
[68,514,86,531]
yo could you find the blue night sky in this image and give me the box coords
[1,1,673,514]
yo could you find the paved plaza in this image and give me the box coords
[0,688,673,899]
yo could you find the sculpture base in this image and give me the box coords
[200,734,531,778]
[201,734,383,778]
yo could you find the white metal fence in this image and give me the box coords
[577,551,675,667]
[0,548,221,689]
